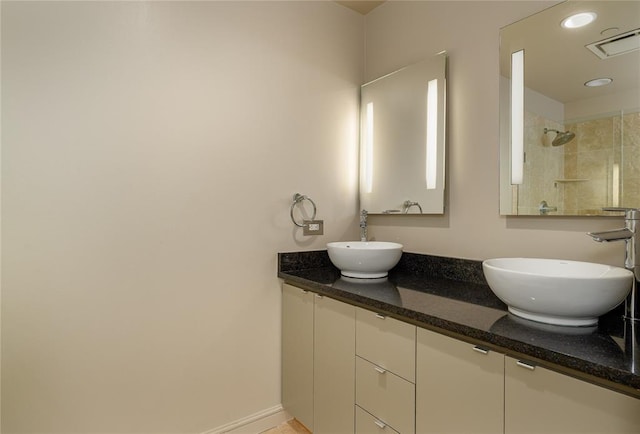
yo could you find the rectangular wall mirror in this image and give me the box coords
[499,1,640,216]
[359,52,447,215]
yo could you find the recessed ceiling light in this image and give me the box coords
[584,78,613,87]
[561,12,597,29]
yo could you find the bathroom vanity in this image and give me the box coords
[279,251,640,434]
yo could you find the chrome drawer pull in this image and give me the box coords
[375,313,386,319]
[472,346,489,355]
[374,366,387,374]
[516,360,536,371]
[374,419,387,429]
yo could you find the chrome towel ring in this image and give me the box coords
[290,193,317,227]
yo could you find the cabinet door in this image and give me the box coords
[416,328,504,434]
[314,295,356,434]
[281,284,314,431]
[505,356,640,434]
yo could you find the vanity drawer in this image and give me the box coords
[356,307,416,382]
[356,405,400,434]
[356,356,415,434]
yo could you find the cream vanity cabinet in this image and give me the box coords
[281,284,355,434]
[415,329,640,434]
[283,283,640,434]
[416,328,504,433]
[281,284,314,430]
[355,307,416,434]
[504,356,640,433]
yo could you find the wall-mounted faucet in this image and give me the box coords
[539,200,557,215]
[360,209,368,242]
[403,200,423,214]
[588,208,639,321]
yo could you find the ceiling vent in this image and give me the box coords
[586,28,640,59]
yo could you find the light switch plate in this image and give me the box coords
[303,219,324,236]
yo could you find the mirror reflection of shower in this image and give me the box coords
[544,127,576,146]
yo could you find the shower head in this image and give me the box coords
[544,128,576,146]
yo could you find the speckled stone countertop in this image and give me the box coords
[278,250,640,398]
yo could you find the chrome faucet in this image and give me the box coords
[403,200,423,214]
[539,200,558,215]
[360,209,368,242]
[588,208,639,321]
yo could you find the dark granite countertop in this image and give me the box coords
[278,250,640,398]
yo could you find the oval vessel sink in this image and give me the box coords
[483,258,633,326]
[327,241,403,279]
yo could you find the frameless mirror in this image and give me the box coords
[359,53,447,215]
[499,1,640,216]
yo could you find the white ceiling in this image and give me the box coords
[500,1,640,104]
[337,1,638,106]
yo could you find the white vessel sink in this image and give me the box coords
[327,241,403,279]
[483,258,633,326]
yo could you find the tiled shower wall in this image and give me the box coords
[564,111,640,215]
[619,112,640,209]
[519,111,639,215]
[519,111,565,215]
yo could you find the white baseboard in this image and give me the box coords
[202,405,290,434]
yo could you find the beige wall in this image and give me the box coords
[1,1,362,432]
[364,1,625,266]
[1,1,633,433]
